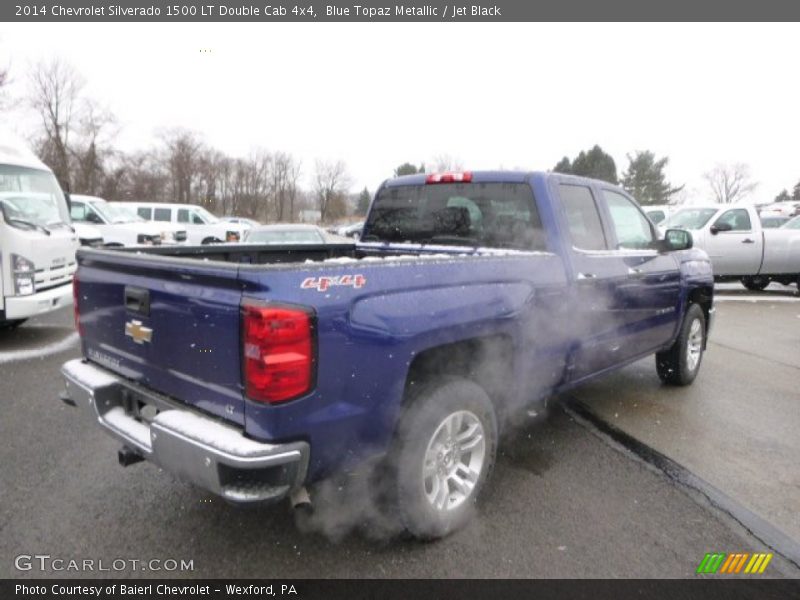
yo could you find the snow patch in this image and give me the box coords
[103,406,152,450]
[154,409,279,457]
[61,358,120,388]
[0,332,79,365]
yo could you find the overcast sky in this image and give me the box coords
[1,22,798,201]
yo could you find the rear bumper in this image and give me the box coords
[4,282,73,319]
[61,359,309,504]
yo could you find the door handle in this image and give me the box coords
[742,239,755,244]
[628,267,644,277]
[577,272,597,280]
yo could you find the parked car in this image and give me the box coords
[781,215,800,230]
[245,223,328,244]
[758,201,800,218]
[72,222,104,248]
[643,205,673,225]
[63,170,714,539]
[662,204,800,290]
[221,216,260,228]
[124,202,247,245]
[337,221,365,239]
[760,215,790,229]
[70,195,186,247]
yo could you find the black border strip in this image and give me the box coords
[566,398,800,570]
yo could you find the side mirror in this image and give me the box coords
[710,222,733,235]
[661,228,693,252]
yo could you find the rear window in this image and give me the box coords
[363,182,546,251]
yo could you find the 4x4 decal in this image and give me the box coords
[301,274,366,292]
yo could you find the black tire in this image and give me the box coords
[201,237,222,245]
[0,319,27,330]
[390,377,498,540]
[656,303,706,386]
[740,276,771,291]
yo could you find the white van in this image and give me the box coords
[70,195,187,246]
[124,202,247,245]
[0,134,79,328]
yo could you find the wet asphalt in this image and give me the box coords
[1,288,798,579]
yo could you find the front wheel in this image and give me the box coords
[391,378,498,540]
[656,303,706,386]
[740,276,770,291]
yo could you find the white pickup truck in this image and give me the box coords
[663,204,800,291]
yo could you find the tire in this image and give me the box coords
[390,377,498,540]
[740,276,770,291]
[656,303,706,386]
[201,237,222,245]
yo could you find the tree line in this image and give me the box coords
[3,60,798,221]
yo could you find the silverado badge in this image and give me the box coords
[125,320,153,345]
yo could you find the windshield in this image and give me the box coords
[92,201,143,224]
[0,165,70,229]
[782,216,800,230]
[246,229,324,244]
[363,182,546,250]
[194,207,220,224]
[662,208,718,230]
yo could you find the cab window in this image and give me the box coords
[560,184,607,251]
[70,202,87,221]
[714,209,751,231]
[153,208,171,222]
[137,207,152,220]
[177,208,189,223]
[602,190,655,250]
[191,212,205,225]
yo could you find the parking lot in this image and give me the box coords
[1,283,798,579]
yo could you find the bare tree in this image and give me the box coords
[431,154,463,172]
[29,59,84,189]
[160,128,204,203]
[314,159,351,223]
[703,163,758,204]
[270,152,301,221]
[70,100,117,195]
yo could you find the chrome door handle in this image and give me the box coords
[577,272,597,280]
[628,267,644,277]
[742,239,755,244]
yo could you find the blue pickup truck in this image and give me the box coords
[62,171,714,539]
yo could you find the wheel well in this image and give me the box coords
[404,335,514,413]
[688,286,713,331]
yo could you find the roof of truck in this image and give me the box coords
[0,128,51,172]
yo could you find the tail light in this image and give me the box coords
[242,302,315,404]
[425,171,472,184]
[73,277,83,336]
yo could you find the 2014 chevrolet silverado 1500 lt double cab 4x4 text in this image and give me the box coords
[61,171,714,539]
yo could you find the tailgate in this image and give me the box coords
[76,250,246,425]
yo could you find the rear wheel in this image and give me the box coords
[740,276,771,291]
[391,377,498,540]
[656,303,706,386]
[201,237,222,245]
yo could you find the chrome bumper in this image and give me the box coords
[61,359,309,504]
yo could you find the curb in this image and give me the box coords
[565,398,800,571]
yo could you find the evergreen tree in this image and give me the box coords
[621,151,684,205]
[552,145,617,184]
[356,187,371,215]
[394,162,422,177]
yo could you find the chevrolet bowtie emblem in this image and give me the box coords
[125,320,153,345]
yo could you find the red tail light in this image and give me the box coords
[242,302,315,404]
[425,171,473,184]
[72,277,83,336]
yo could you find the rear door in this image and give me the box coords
[599,188,681,352]
[555,182,634,378]
[78,251,245,425]
[703,208,763,275]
